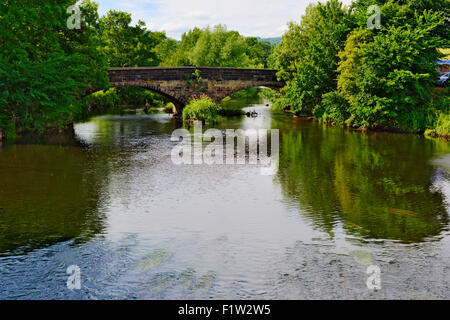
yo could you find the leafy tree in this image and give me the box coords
[337,28,372,103]
[189,25,251,67]
[160,28,203,66]
[245,37,273,68]
[267,22,303,78]
[99,10,164,67]
[63,0,109,92]
[269,0,353,114]
[154,36,178,66]
[345,11,446,129]
[0,0,107,138]
[268,0,448,134]
[161,25,271,68]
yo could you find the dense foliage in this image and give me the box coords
[160,25,273,68]
[0,0,108,137]
[84,87,167,114]
[99,10,166,67]
[270,0,353,114]
[269,0,449,134]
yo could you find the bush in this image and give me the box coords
[0,56,83,138]
[339,15,445,130]
[182,96,218,123]
[425,94,450,137]
[317,91,350,124]
[426,112,450,138]
[163,102,175,113]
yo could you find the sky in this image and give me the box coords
[96,0,354,40]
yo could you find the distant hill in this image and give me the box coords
[262,37,282,46]
[252,36,282,46]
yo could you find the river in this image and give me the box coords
[1,96,449,299]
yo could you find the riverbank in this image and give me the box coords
[273,88,450,142]
[0,120,75,142]
[426,130,450,141]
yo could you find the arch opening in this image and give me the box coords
[219,86,279,105]
[218,86,278,117]
[84,85,184,116]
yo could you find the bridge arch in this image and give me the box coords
[109,83,185,112]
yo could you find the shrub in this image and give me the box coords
[426,112,450,138]
[318,91,351,124]
[182,96,218,123]
[163,102,175,113]
[425,94,450,137]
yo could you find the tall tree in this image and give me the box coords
[189,25,250,67]
[99,10,164,67]
[344,11,447,129]
[160,25,271,68]
[0,0,108,138]
[269,0,353,114]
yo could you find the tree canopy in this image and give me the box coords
[160,24,273,68]
[268,0,449,132]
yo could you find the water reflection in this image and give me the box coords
[0,144,107,256]
[273,116,450,242]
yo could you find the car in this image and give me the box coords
[438,72,450,87]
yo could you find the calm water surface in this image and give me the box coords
[1,97,450,299]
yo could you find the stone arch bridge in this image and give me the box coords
[107,67,284,114]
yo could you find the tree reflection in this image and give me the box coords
[0,144,107,255]
[274,116,449,242]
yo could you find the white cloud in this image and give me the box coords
[99,0,355,39]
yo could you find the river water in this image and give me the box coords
[1,97,450,299]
